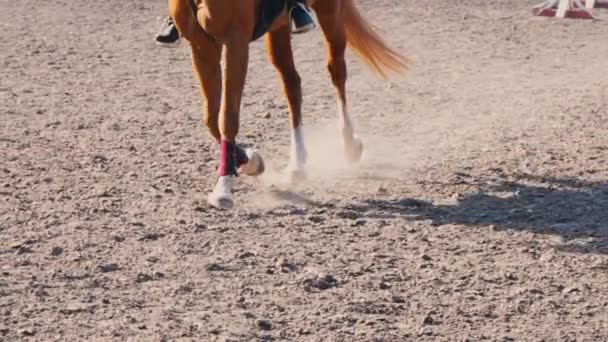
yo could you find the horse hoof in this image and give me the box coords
[345,137,364,163]
[285,167,307,186]
[207,176,235,209]
[208,191,234,210]
[239,149,265,176]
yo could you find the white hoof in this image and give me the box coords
[285,166,307,186]
[344,136,364,164]
[239,148,265,177]
[207,176,235,209]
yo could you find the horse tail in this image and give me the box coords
[342,0,411,78]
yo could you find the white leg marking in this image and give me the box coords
[337,98,354,141]
[337,98,363,163]
[285,125,307,185]
[289,125,307,169]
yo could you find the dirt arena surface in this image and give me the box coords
[2,0,608,341]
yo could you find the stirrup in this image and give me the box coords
[290,3,317,34]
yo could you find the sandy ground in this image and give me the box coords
[1,0,608,341]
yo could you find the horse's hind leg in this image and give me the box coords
[315,1,363,163]
[266,26,308,183]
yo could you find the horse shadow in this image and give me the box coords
[348,172,608,255]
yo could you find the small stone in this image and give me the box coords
[98,264,119,273]
[337,211,360,220]
[379,282,391,290]
[50,247,64,256]
[275,258,299,273]
[238,252,256,259]
[194,223,207,232]
[256,319,273,331]
[308,216,325,224]
[303,274,338,292]
[18,328,35,336]
[176,285,193,294]
[263,112,271,119]
[352,220,367,227]
[10,241,25,249]
[418,326,433,336]
[421,254,432,261]
[421,311,437,326]
[206,263,224,272]
[34,288,49,297]
[138,233,164,241]
[60,304,88,315]
[392,295,406,304]
[422,315,435,325]
[562,286,580,294]
[111,235,125,242]
[92,154,108,163]
[135,273,154,283]
[298,327,312,335]
[15,246,33,255]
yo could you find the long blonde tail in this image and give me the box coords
[342,0,411,78]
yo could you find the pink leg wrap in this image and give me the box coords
[218,140,238,176]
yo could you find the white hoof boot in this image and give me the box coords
[344,136,364,164]
[238,148,265,177]
[208,176,236,209]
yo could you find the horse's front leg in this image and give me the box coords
[207,37,250,209]
[192,43,264,182]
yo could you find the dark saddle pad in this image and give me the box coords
[252,0,293,41]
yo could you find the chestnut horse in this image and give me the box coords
[169,0,410,209]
